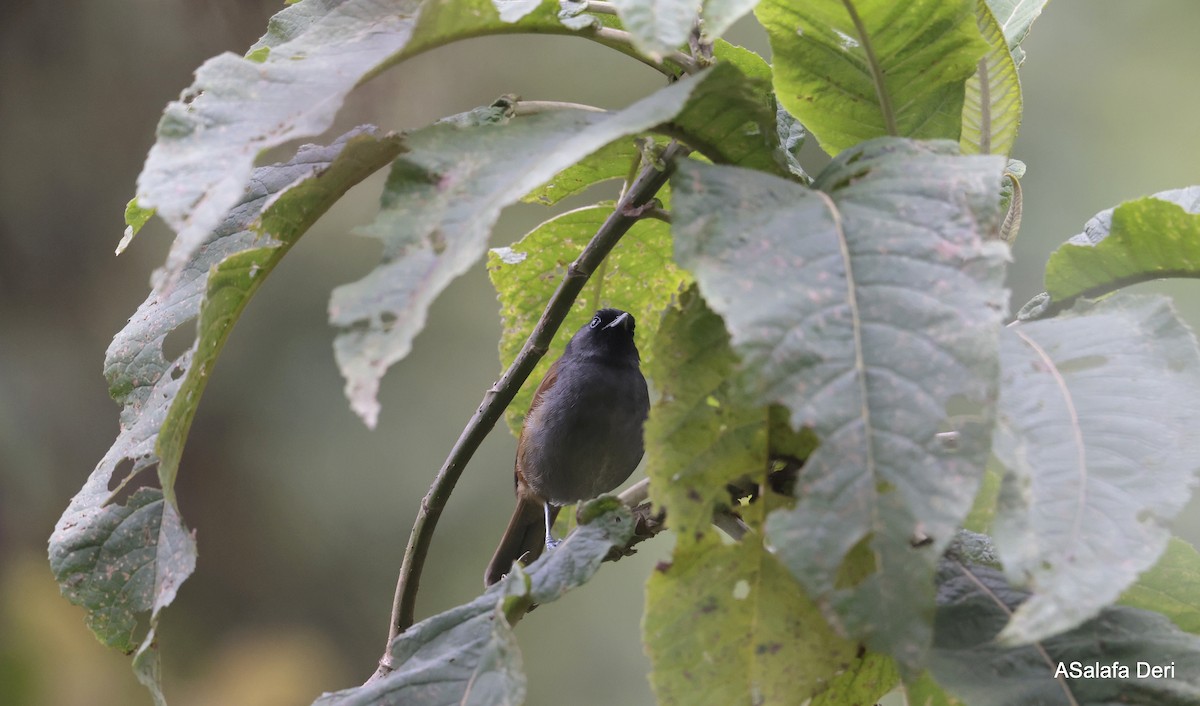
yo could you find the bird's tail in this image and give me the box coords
[484,496,560,586]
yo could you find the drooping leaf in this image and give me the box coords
[49,128,403,703]
[993,294,1200,643]
[330,68,721,427]
[488,205,688,434]
[314,502,634,706]
[1042,187,1200,307]
[930,532,1200,706]
[131,0,648,287]
[985,0,1050,66]
[755,0,989,155]
[960,0,1021,156]
[1119,537,1200,636]
[670,138,1009,670]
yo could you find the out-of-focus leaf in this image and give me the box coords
[901,672,965,706]
[930,532,1200,706]
[49,128,403,704]
[489,205,687,434]
[755,0,988,155]
[810,652,899,706]
[641,286,763,541]
[960,0,1021,156]
[671,138,1009,670]
[1043,187,1200,305]
[329,68,718,427]
[985,0,1050,66]
[702,0,760,41]
[993,294,1200,643]
[132,0,645,287]
[314,503,634,706]
[1119,537,1200,635]
[607,0,696,59]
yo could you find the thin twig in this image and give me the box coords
[511,100,609,116]
[377,141,691,673]
[591,27,701,75]
[583,0,619,15]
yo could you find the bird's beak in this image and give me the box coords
[603,312,630,330]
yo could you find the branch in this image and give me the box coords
[377,141,691,673]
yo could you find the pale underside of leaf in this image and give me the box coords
[992,294,1200,643]
[960,0,1021,156]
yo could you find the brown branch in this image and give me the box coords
[376,141,690,674]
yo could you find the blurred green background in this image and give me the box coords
[2,2,1199,705]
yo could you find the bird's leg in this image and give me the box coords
[544,502,561,550]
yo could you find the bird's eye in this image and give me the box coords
[589,316,601,329]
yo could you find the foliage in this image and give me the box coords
[50,0,1200,704]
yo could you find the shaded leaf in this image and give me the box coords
[1119,537,1200,636]
[489,205,687,434]
[930,532,1200,706]
[960,0,1021,156]
[901,672,965,706]
[132,0,633,287]
[522,140,639,206]
[50,128,403,702]
[756,0,988,154]
[1043,187,1200,306]
[329,69,719,427]
[315,503,634,706]
[809,652,899,706]
[993,294,1200,643]
[670,138,1009,669]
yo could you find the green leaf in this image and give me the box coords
[122,198,155,240]
[930,533,1200,706]
[993,294,1200,643]
[315,503,635,706]
[900,672,965,706]
[809,652,899,706]
[522,140,639,206]
[960,0,1021,156]
[329,71,722,428]
[985,0,1050,66]
[489,205,688,435]
[1119,537,1200,635]
[755,0,989,155]
[132,0,634,287]
[49,128,402,702]
[1043,187,1200,306]
[642,286,764,541]
[670,138,1009,670]
[645,537,854,706]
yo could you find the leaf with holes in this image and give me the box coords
[755,0,988,155]
[930,532,1200,706]
[670,138,1009,670]
[49,128,403,703]
[993,294,1200,643]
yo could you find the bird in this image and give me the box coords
[484,308,650,587]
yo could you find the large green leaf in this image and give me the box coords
[930,532,1200,706]
[670,138,1009,670]
[489,205,687,435]
[993,294,1200,643]
[960,0,1021,156]
[755,0,988,155]
[314,502,634,706]
[1042,187,1200,306]
[130,0,654,287]
[1119,537,1200,635]
[49,128,403,703]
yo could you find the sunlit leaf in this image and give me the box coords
[756,0,988,154]
[993,294,1200,643]
[671,138,1009,670]
[960,0,1021,156]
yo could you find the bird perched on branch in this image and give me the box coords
[484,308,650,586]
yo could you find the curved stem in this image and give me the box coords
[512,100,608,116]
[378,141,691,673]
[592,27,701,75]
